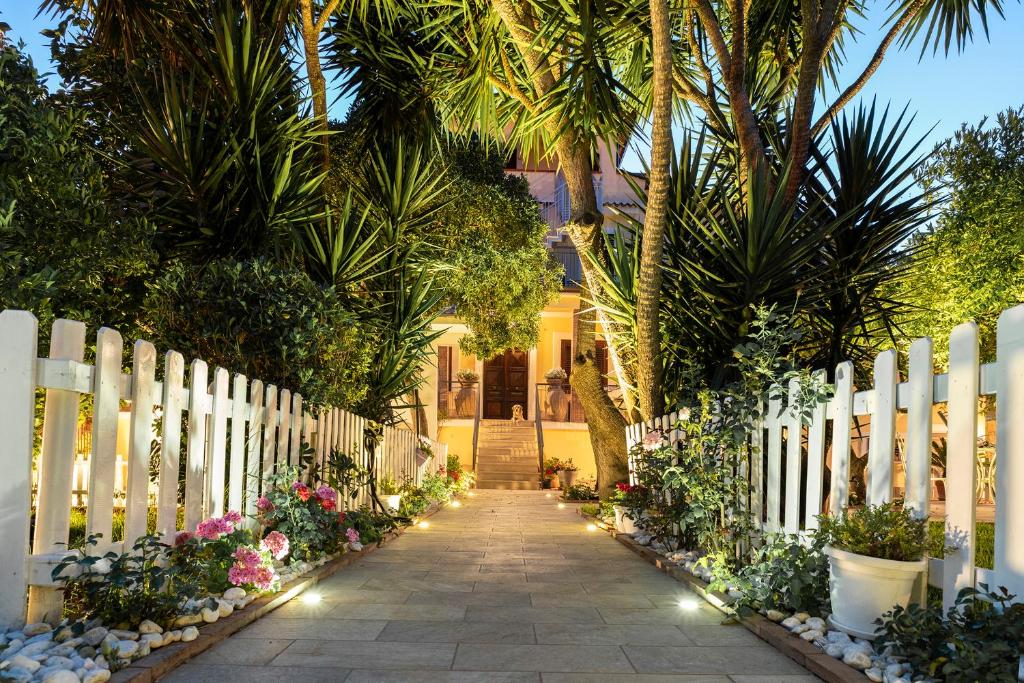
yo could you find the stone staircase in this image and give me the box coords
[475,420,540,490]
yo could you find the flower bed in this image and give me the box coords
[0,461,472,683]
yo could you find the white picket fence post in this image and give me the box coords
[625,304,1024,611]
[0,309,444,627]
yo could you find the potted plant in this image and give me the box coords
[543,368,569,420]
[379,475,402,511]
[455,369,479,416]
[557,459,579,487]
[817,503,928,639]
[416,437,434,466]
[611,482,647,534]
[543,457,562,488]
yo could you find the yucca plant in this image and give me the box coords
[121,0,324,261]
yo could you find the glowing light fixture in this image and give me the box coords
[678,598,700,611]
[557,503,566,509]
[586,523,598,532]
[301,592,322,605]
[418,520,430,529]
[451,500,462,508]
[467,492,476,497]
[545,493,552,498]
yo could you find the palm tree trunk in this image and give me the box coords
[299,0,337,174]
[635,0,672,421]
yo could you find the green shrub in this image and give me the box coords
[344,506,398,545]
[816,503,928,562]
[878,586,1023,681]
[142,258,371,408]
[53,534,194,629]
[256,466,343,561]
[564,482,598,501]
[717,533,831,616]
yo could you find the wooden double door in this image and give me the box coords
[483,349,529,419]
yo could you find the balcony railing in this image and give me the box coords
[437,379,478,420]
[536,382,622,423]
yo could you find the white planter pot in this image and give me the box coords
[613,505,638,534]
[825,545,927,639]
[383,494,402,511]
[558,470,578,487]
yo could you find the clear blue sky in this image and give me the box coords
[5,2,1023,173]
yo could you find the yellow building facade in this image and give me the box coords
[420,291,600,483]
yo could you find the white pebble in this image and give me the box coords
[40,670,79,683]
[114,641,138,659]
[140,633,163,649]
[137,620,162,634]
[22,623,53,637]
[223,587,246,601]
[83,670,112,683]
[7,654,41,673]
[766,610,786,622]
[843,650,873,670]
[793,612,810,623]
[805,617,826,631]
[216,599,234,618]
[825,643,845,658]
[780,617,802,629]
[799,629,823,641]
[865,667,883,682]
[200,607,219,623]
[180,626,199,642]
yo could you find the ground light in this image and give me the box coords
[301,592,322,605]
[418,520,430,529]
[467,492,476,497]
[450,500,462,508]
[586,523,598,532]
[545,493,552,498]
[678,598,700,611]
[557,503,565,509]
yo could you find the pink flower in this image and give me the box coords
[260,531,290,560]
[223,510,242,524]
[642,429,665,452]
[315,485,337,504]
[196,515,235,540]
[257,496,274,511]
[346,528,360,544]
[174,531,194,546]
[228,544,278,591]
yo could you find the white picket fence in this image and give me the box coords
[0,310,446,627]
[626,305,1024,613]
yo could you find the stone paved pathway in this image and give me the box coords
[165,490,820,682]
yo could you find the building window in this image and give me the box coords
[560,339,573,378]
[437,346,453,403]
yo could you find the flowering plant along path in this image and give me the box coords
[166,490,819,682]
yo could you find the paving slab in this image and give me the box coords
[203,490,820,681]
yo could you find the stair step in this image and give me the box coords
[477,481,544,491]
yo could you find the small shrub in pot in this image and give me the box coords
[816,503,928,639]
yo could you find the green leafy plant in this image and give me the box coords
[558,459,579,472]
[378,475,401,496]
[53,534,194,629]
[456,368,479,383]
[715,534,831,617]
[817,503,928,562]
[344,506,399,546]
[563,482,598,501]
[877,585,1024,681]
[257,466,344,561]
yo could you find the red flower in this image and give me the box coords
[337,511,347,524]
[320,497,334,511]
[294,484,311,502]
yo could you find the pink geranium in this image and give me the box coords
[223,510,242,524]
[260,530,290,560]
[228,545,277,591]
[196,514,236,540]
[346,528,360,544]
[174,531,194,546]
[256,496,274,512]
